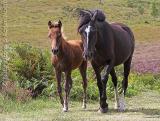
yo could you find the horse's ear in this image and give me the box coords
[91,10,98,23]
[80,9,92,17]
[58,20,62,28]
[48,21,52,28]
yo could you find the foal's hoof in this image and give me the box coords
[98,107,108,113]
[63,107,68,112]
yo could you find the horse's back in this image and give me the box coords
[110,22,135,65]
[67,40,83,47]
[66,40,84,69]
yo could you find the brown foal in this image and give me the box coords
[48,20,87,112]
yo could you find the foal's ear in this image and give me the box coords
[58,20,62,28]
[48,21,52,28]
[91,10,98,23]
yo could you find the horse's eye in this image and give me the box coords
[91,28,96,31]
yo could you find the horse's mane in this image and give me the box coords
[78,9,106,32]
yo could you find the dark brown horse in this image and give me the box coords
[48,20,87,112]
[78,10,135,113]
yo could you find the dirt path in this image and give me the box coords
[132,41,160,73]
[0,91,160,121]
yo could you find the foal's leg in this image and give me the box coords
[63,71,72,112]
[110,68,120,110]
[55,70,63,106]
[119,56,132,111]
[91,62,108,113]
[79,61,87,109]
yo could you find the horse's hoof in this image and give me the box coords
[82,104,86,109]
[118,107,125,112]
[98,107,108,113]
[63,107,68,112]
[118,97,126,112]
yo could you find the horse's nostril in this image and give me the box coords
[52,48,59,55]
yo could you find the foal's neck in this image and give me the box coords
[59,36,67,56]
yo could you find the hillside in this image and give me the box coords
[0,0,160,48]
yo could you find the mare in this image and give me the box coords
[78,10,135,113]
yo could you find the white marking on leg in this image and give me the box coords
[63,101,68,112]
[118,91,126,112]
[85,25,91,49]
[82,99,86,109]
[114,87,120,110]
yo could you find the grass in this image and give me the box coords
[0,0,160,49]
[0,90,160,121]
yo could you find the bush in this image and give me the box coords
[8,43,54,98]
[2,43,160,101]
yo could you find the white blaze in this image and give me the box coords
[85,25,91,49]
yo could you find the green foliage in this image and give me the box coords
[2,43,160,101]
[151,1,159,17]
[0,56,2,82]
[8,43,54,97]
[127,0,137,8]
[137,4,145,15]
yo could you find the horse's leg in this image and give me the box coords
[110,68,120,110]
[91,62,108,113]
[55,70,63,106]
[63,71,72,112]
[79,61,87,109]
[119,56,132,112]
[68,76,72,97]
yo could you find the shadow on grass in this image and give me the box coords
[81,108,160,116]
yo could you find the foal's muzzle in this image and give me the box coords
[52,48,59,55]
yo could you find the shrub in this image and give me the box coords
[8,43,54,97]
[2,43,160,101]
[0,80,32,102]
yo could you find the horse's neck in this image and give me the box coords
[95,22,113,54]
[59,37,68,56]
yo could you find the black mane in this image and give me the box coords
[78,9,106,32]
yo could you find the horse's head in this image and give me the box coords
[79,11,98,60]
[48,20,62,55]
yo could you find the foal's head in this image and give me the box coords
[79,11,98,60]
[48,20,62,55]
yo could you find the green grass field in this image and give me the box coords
[0,91,160,121]
[0,0,160,48]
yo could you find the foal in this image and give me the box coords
[48,20,87,112]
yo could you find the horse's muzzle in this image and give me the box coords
[52,48,59,55]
